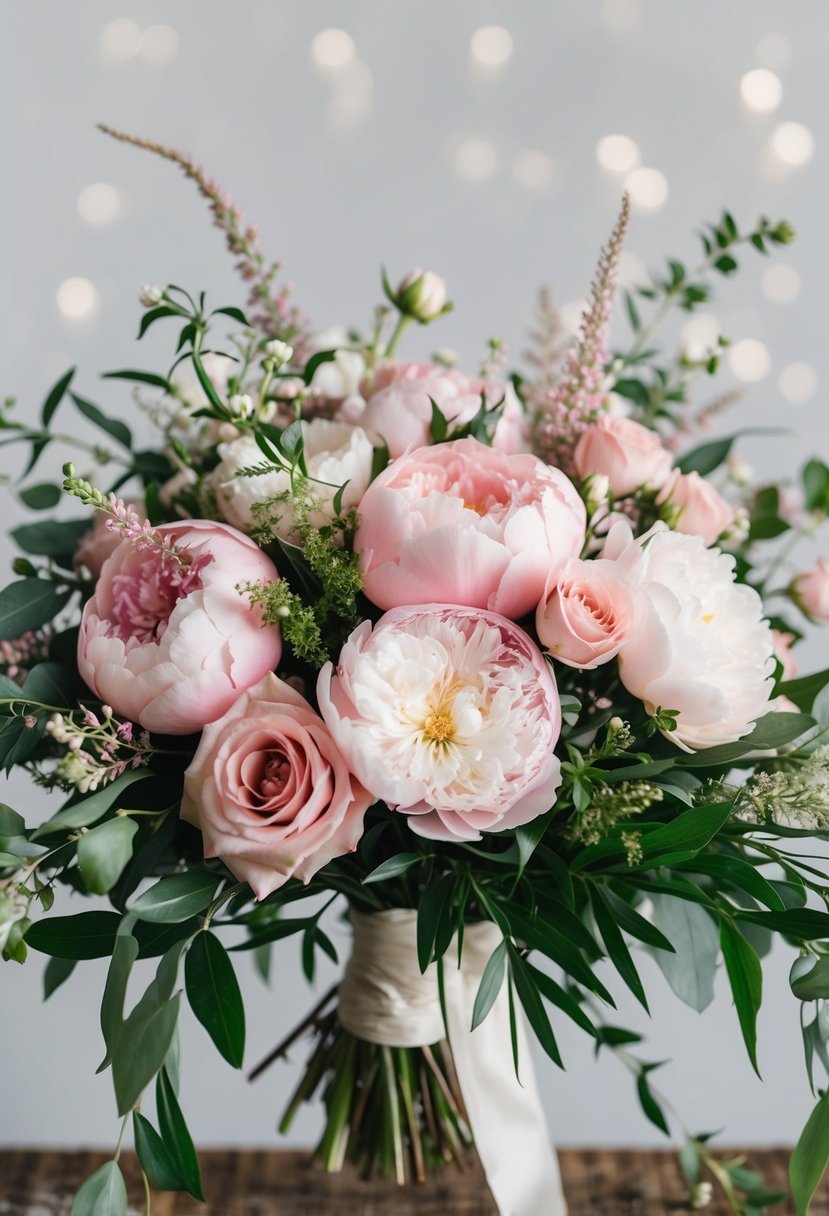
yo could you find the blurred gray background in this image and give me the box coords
[1,0,827,1153]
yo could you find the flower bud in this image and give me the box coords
[138,284,164,308]
[392,269,449,323]
[12,557,37,578]
[229,394,254,420]
[791,560,829,623]
[264,339,293,369]
[690,1181,713,1209]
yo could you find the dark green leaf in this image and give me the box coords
[27,911,121,959]
[790,956,829,1001]
[38,771,152,835]
[130,872,220,923]
[156,1066,205,1201]
[113,992,181,1114]
[41,366,75,428]
[590,885,648,1009]
[212,305,250,326]
[682,714,814,768]
[185,930,245,1068]
[138,305,180,339]
[0,579,72,640]
[602,889,675,953]
[133,1112,183,1191]
[720,919,762,1074]
[302,349,337,385]
[528,963,596,1036]
[471,939,507,1030]
[70,1160,127,1216]
[641,802,733,858]
[43,955,76,999]
[21,661,77,706]
[19,482,61,510]
[10,518,89,557]
[681,855,785,911]
[790,1093,829,1216]
[98,927,139,1071]
[102,369,172,389]
[71,393,132,449]
[417,873,455,971]
[508,945,562,1066]
[637,1070,670,1135]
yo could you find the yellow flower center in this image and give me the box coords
[702,613,715,624]
[422,708,456,745]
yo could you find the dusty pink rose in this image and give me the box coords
[318,604,562,842]
[771,629,798,680]
[658,470,734,545]
[792,560,829,623]
[78,520,281,735]
[536,557,638,669]
[355,437,586,619]
[182,673,373,898]
[352,360,528,457]
[74,506,140,577]
[573,415,673,497]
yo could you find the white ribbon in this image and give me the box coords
[339,908,568,1216]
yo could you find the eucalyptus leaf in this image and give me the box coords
[26,911,121,959]
[156,1066,205,1201]
[70,1160,127,1216]
[130,871,220,923]
[97,928,139,1072]
[78,817,138,895]
[790,1092,829,1216]
[185,930,246,1068]
[362,852,423,884]
[133,1111,183,1191]
[649,894,719,1012]
[720,918,762,1075]
[38,771,152,834]
[471,939,507,1030]
[0,579,72,640]
[112,992,180,1115]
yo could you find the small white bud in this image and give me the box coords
[101,705,113,720]
[433,347,459,368]
[691,1180,713,1209]
[586,473,611,504]
[264,339,293,368]
[229,394,254,420]
[395,269,448,323]
[608,716,625,732]
[276,604,291,618]
[138,284,164,308]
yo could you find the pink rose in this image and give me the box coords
[353,360,528,457]
[573,415,673,497]
[355,437,586,619]
[78,520,281,735]
[792,560,829,623]
[74,506,140,577]
[536,557,638,669]
[318,604,562,841]
[771,629,798,680]
[182,673,373,899]
[658,470,734,546]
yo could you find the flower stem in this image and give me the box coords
[385,314,410,358]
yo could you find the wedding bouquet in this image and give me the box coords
[3,125,829,1216]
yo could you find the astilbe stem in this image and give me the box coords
[97,123,311,349]
[533,193,630,474]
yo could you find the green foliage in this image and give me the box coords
[70,1160,127,1216]
[185,930,245,1068]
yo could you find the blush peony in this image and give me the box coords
[317,604,562,842]
[352,360,528,457]
[355,437,586,619]
[573,415,673,497]
[609,524,775,750]
[213,419,374,536]
[536,556,638,669]
[182,673,374,898]
[792,560,829,623]
[658,470,734,546]
[78,520,281,735]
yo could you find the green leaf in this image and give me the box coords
[0,804,25,836]
[302,349,337,385]
[642,802,733,858]
[130,871,221,923]
[682,714,814,767]
[19,482,61,510]
[70,1160,127,1216]
[791,956,829,1001]
[720,918,762,1075]
[98,927,139,1071]
[590,885,648,1010]
[185,930,245,1068]
[212,305,251,326]
[10,517,90,558]
[649,895,718,1012]
[506,905,614,1005]
[26,911,121,959]
[602,889,675,953]
[138,305,180,339]
[37,771,152,834]
[102,369,171,389]
[113,992,181,1115]
[156,1066,205,1201]
[21,661,77,706]
[527,964,596,1036]
[471,939,507,1030]
[43,955,76,999]
[508,945,563,1066]
[637,1069,671,1135]
[790,1093,829,1216]
[416,873,455,971]
[78,817,138,895]
[133,1111,183,1191]
[363,852,423,884]
[681,854,785,911]
[41,366,75,428]
[71,392,132,449]
[676,429,787,477]
[0,579,71,640]
[736,908,829,940]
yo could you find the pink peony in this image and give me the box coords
[352,360,528,457]
[355,437,586,620]
[573,415,673,497]
[771,629,798,680]
[78,520,281,735]
[74,506,140,577]
[536,556,638,669]
[792,560,829,623]
[182,673,373,899]
[318,604,562,842]
[658,470,734,546]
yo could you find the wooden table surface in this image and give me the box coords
[0,1147,824,1214]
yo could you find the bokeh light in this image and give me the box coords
[469,26,513,69]
[76,183,121,227]
[56,277,99,320]
[512,149,553,190]
[311,28,356,71]
[454,139,498,181]
[140,24,180,65]
[99,18,142,62]
[755,33,792,71]
[739,69,783,113]
[596,134,640,174]
[770,122,815,167]
[624,166,668,211]
[761,263,801,305]
[681,314,721,361]
[728,338,771,382]
[779,362,817,405]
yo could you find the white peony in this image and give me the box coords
[309,348,366,401]
[608,523,775,750]
[213,418,374,537]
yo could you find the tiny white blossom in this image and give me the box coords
[691,1180,713,1209]
[138,284,164,308]
[264,339,293,368]
[229,394,254,420]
